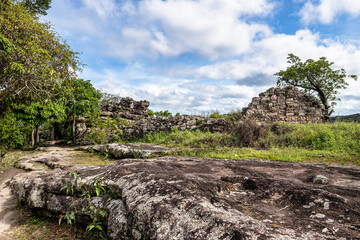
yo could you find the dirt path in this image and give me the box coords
[0,168,25,239]
[0,146,85,239]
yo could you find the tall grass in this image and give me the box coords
[259,122,360,157]
[134,122,360,165]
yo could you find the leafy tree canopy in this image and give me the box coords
[66,78,102,117]
[0,1,81,103]
[18,0,52,15]
[275,54,357,120]
[66,78,102,142]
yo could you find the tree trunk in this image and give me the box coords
[317,91,330,121]
[31,127,35,147]
[51,125,55,141]
[72,116,76,144]
[35,125,40,144]
[0,144,3,162]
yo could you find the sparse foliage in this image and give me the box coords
[60,172,109,239]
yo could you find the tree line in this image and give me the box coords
[0,0,101,157]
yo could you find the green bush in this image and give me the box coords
[0,112,25,158]
[86,116,128,144]
[231,121,266,147]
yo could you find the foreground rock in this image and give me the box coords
[77,143,171,158]
[9,157,360,239]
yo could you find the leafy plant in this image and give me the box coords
[59,171,109,239]
[103,149,110,162]
[132,145,144,159]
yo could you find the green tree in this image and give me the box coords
[66,79,102,143]
[0,32,14,55]
[0,1,81,103]
[18,0,52,15]
[0,112,24,159]
[11,99,66,146]
[275,54,357,120]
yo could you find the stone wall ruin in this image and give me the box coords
[241,86,325,124]
[75,86,326,143]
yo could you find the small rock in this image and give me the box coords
[313,175,329,184]
[322,228,328,233]
[315,213,326,219]
[314,199,324,204]
[326,219,334,223]
[324,202,330,210]
[303,205,311,208]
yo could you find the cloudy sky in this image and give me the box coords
[44,0,360,115]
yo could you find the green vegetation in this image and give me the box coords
[148,109,173,118]
[0,1,103,150]
[18,0,52,16]
[66,151,115,166]
[86,116,128,144]
[135,122,360,165]
[60,172,111,239]
[275,54,357,120]
[0,0,80,103]
[65,78,102,143]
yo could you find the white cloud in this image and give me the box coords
[46,0,275,59]
[83,66,261,114]
[83,0,118,18]
[192,29,360,80]
[300,0,360,24]
[44,0,360,115]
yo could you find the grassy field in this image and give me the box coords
[133,122,360,165]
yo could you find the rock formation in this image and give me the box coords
[100,97,150,120]
[9,153,360,239]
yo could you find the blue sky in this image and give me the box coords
[44,0,360,115]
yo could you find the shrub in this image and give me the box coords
[86,116,128,144]
[231,121,267,147]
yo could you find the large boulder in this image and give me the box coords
[9,157,360,239]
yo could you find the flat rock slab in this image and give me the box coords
[16,147,75,171]
[9,157,360,240]
[77,143,171,158]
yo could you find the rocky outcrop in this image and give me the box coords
[76,143,171,158]
[9,155,360,239]
[100,97,150,120]
[242,86,326,124]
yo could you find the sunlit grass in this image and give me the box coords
[67,151,115,166]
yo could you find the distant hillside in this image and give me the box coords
[330,113,360,122]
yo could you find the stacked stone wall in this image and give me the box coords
[241,86,325,124]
